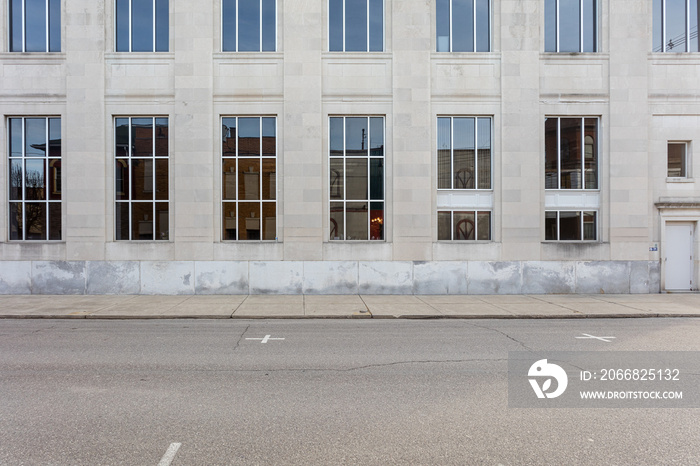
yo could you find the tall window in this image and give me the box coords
[544,0,597,52]
[653,0,699,52]
[437,117,491,190]
[329,0,383,52]
[222,0,276,51]
[8,117,61,240]
[436,0,490,52]
[221,117,277,241]
[115,0,169,52]
[329,116,384,241]
[9,0,61,52]
[115,117,169,241]
[545,117,598,190]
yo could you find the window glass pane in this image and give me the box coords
[49,118,61,157]
[25,159,45,200]
[437,117,452,189]
[155,0,168,51]
[49,202,61,240]
[26,0,47,52]
[475,0,489,52]
[49,160,61,200]
[346,202,368,240]
[329,0,343,51]
[115,202,130,240]
[545,118,558,188]
[155,158,168,200]
[346,118,368,156]
[559,0,581,52]
[559,211,581,240]
[238,159,261,200]
[155,118,168,157]
[155,202,169,240]
[436,0,450,51]
[452,0,474,52]
[582,0,596,52]
[559,118,582,189]
[116,0,130,51]
[25,202,46,240]
[115,118,130,157]
[49,0,61,52]
[132,118,153,157]
[9,203,23,240]
[369,0,383,51]
[544,0,557,52]
[370,159,383,200]
[132,0,154,52]
[223,159,237,200]
[370,117,384,156]
[666,0,687,52]
[132,202,154,240]
[437,211,451,240]
[238,118,260,156]
[668,143,687,177]
[115,160,129,200]
[262,202,276,240]
[131,159,154,200]
[222,0,236,51]
[545,211,558,240]
[330,117,344,157]
[223,118,237,156]
[262,0,276,51]
[222,202,237,240]
[477,118,491,189]
[262,117,276,157]
[330,202,344,240]
[477,211,490,240]
[330,159,344,200]
[370,202,383,240]
[10,119,23,157]
[262,158,276,200]
[346,158,368,200]
[691,0,699,52]
[25,119,46,158]
[239,0,261,51]
[453,118,475,189]
[454,211,475,240]
[238,202,261,240]
[345,0,368,51]
[584,118,597,188]
[653,0,663,51]
[583,211,596,241]
[10,160,23,201]
[10,0,23,51]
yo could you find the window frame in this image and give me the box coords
[221,0,277,52]
[437,210,491,241]
[545,0,598,53]
[329,115,385,241]
[653,0,699,52]
[667,141,690,179]
[328,0,385,52]
[436,0,491,52]
[8,116,62,241]
[9,0,61,52]
[437,116,493,191]
[114,116,170,241]
[544,116,599,191]
[545,210,597,241]
[221,116,278,242]
[115,0,169,52]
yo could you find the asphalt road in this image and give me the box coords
[1,318,699,465]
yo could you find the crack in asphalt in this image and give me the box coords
[466,322,534,351]
[232,324,251,352]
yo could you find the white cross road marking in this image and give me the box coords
[575,333,616,343]
[246,335,285,344]
[157,443,181,466]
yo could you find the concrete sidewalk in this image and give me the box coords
[0,293,699,319]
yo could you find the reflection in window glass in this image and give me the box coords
[116,0,169,52]
[10,0,61,52]
[437,211,491,241]
[115,117,169,241]
[668,143,688,177]
[654,0,700,52]
[329,0,383,51]
[329,116,384,240]
[545,0,597,52]
[221,117,277,241]
[545,211,597,241]
[437,117,491,190]
[8,117,62,241]
[436,0,490,52]
[544,117,598,190]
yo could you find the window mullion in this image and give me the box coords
[152,0,156,52]
[473,0,477,52]
[235,117,239,240]
[128,0,133,52]
[474,117,479,189]
[662,0,666,52]
[450,118,455,189]
[22,0,26,52]
[556,0,560,52]
[342,0,346,51]
[557,118,561,190]
[579,0,583,52]
[45,0,50,51]
[687,0,691,52]
[449,0,453,51]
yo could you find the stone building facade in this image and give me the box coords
[0,0,698,294]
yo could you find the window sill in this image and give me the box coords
[666,177,693,183]
[213,52,283,60]
[105,52,174,61]
[0,52,66,63]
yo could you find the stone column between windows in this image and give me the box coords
[65,0,107,259]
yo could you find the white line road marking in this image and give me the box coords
[575,333,616,342]
[246,335,285,344]
[158,443,181,466]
